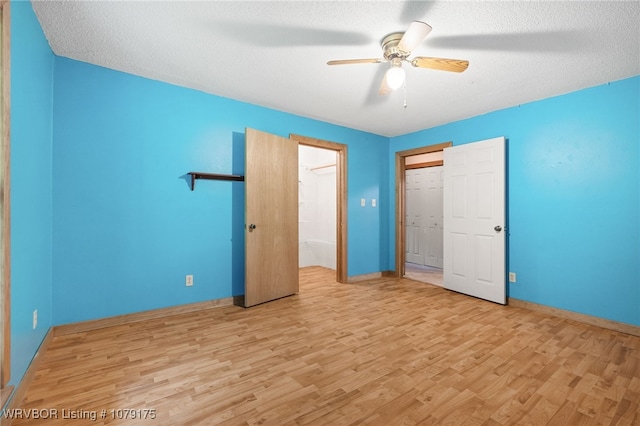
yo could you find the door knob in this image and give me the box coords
[248,224,256,232]
[494,225,502,232]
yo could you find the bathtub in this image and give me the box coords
[299,239,336,269]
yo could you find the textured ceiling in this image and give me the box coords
[33,1,640,137]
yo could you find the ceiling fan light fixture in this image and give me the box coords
[386,63,405,90]
[327,21,468,97]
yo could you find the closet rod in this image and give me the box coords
[310,163,336,171]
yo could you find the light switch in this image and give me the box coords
[372,199,377,207]
[360,198,366,207]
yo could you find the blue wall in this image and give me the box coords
[9,1,54,386]
[51,57,388,325]
[389,77,640,326]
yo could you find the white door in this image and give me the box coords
[443,137,506,304]
[405,169,423,264]
[424,166,444,268]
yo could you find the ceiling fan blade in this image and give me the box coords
[411,56,469,73]
[327,58,383,65]
[378,72,392,96]
[398,21,432,52]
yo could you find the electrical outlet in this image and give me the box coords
[360,198,366,207]
[33,309,38,330]
[372,199,377,207]
[186,275,193,287]
[509,272,517,283]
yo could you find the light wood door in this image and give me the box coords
[245,128,299,307]
[405,169,423,264]
[443,137,506,304]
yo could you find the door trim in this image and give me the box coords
[395,142,452,278]
[290,134,347,284]
[1,0,11,392]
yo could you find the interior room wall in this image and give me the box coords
[389,76,640,327]
[9,1,55,388]
[298,145,336,269]
[51,57,388,326]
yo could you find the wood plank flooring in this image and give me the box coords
[8,267,640,425]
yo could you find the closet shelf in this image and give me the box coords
[188,172,244,191]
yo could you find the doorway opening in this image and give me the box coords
[395,142,452,284]
[404,158,444,286]
[298,145,337,271]
[290,134,348,284]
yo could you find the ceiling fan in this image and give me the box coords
[327,21,469,95]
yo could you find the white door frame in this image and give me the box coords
[395,142,452,277]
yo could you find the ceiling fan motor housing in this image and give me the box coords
[381,32,410,61]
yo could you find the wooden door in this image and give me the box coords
[405,169,423,264]
[443,137,506,304]
[245,128,299,307]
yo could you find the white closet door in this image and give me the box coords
[405,169,423,264]
[424,166,443,268]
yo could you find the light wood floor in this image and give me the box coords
[10,267,640,425]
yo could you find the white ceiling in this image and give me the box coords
[32,1,640,137]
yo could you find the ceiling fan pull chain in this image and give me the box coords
[403,82,408,108]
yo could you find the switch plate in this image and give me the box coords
[360,198,366,207]
[509,272,516,283]
[372,199,377,207]
[186,275,194,287]
[33,309,38,330]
